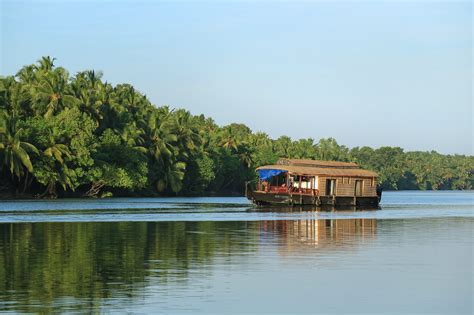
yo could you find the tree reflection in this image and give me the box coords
[0,218,377,312]
[0,221,254,312]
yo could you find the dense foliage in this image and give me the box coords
[1,57,472,197]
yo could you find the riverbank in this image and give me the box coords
[2,189,473,201]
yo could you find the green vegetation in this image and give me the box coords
[1,57,472,197]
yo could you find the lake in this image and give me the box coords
[0,191,472,314]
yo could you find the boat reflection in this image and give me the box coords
[251,205,380,212]
[258,218,377,250]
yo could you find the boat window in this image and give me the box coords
[288,175,314,190]
[326,179,336,195]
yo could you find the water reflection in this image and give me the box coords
[0,218,380,313]
[259,218,376,249]
[0,221,253,312]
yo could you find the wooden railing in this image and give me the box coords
[257,183,319,195]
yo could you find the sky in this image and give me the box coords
[1,0,472,155]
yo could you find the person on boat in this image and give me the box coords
[262,180,269,192]
[288,177,294,192]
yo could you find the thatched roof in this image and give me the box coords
[257,158,378,178]
[276,158,359,169]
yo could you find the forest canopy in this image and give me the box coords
[1,57,473,198]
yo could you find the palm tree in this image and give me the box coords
[32,66,79,118]
[146,108,178,161]
[156,161,186,193]
[35,56,56,72]
[274,136,293,158]
[143,107,198,194]
[43,143,71,164]
[174,109,201,157]
[16,65,37,84]
[251,132,272,148]
[236,144,253,167]
[37,164,74,198]
[96,83,122,132]
[218,125,243,151]
[119,123,146,153]
[293,138,316,159]
[0,114,39,180]
[316,138,349,161]
[35,131,74,198]
[71,70,104,122]
[0,76,32,117]
[115,84,151,117]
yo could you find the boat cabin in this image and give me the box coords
[246,158,381,207]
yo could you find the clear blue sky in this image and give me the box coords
[1,0,472,154]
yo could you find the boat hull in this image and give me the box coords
[246,191,380,208]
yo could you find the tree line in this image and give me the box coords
[0,57,472,198]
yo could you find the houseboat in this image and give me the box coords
[245,158,382,207]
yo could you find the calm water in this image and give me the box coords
[0,191,472,314]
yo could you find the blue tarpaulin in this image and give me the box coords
[258,169,286,180]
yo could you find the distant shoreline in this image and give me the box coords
[1,189,473,201]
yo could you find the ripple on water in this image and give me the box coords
[0,191,472,223]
